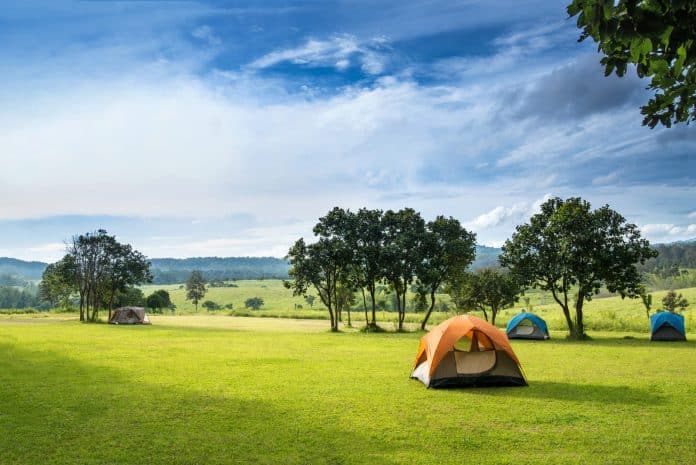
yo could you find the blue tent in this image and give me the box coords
[506,312,549,340]
[650,312,686,341]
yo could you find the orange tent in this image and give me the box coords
[411,315,526,388]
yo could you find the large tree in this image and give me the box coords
[381,208,426,331]
[102,242,151,320]
[447,268,521,325]
[285,237,350,331]
[62,230,151,321]
[417,216,477,330]
[185,270,206,311]
[39,255,78,309]
[351,208,385,328]
[567,0,696,128]
[500,197,657,339]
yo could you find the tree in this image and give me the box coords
[146,290,173,313]
[416,216,476,330]
[381,208,426,331]
[202,300,221,311]
[637,285,653,319]
[304,295,316,309]
[500,197,657,339]
[447,268,521,325]
[66,230,151,322]
[114,287,145,308]
[285,237,350,331]
[567,0,696,128]
[102,242,152,320]
[39,255,77,309]
[244,297,264,310]
[662,289,689,312]
[185,270,206,311]
[351,208,385,328]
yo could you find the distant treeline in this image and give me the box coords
[0,240,694,287]
[639,241,696,273]
[0,286,43,309]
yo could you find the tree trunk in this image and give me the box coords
[551,287,575,337]
[420,289,436,330]
[491,305,498,325]
[370,287,377,326]
[480,307,489,321]
[361,288,369,326]
[573,291,585,339]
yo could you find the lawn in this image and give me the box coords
[1,316,694,464]
[140,280,696,334]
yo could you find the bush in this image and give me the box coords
[244,297,264,310]
[202,300,221,311]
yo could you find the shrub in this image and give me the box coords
[244,297,264,310]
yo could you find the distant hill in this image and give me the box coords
[0,257,47,281]
[471,245,501,269]
[1,238,693,284]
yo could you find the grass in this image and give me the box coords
[140,280,696,334]
[1,315,695,464]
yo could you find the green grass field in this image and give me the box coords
[1,315,694,464]
[141,280,696,333]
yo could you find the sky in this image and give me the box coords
[0,0,694,262]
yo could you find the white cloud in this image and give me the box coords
[592,171,619,186]
[191,25,221,47]
[640,223,696,243]
[688,211,696,219]
[246,34,388,74]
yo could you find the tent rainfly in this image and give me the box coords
[505,312,550,340]
[109,307,150,325]
[650,312,686,341]
[411,315,527,388]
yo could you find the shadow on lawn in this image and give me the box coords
[0,343,398,465]
[471,380,665,405]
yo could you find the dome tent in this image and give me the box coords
[109,307,150,325]
[411,315,527,388]
[650,312,686,341]
[506,312,550,340]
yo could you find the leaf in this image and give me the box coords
[675,45,687,76]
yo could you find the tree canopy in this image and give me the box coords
[447,268,521,325]
[500,197,657,339]
[567,0,696,128]
[185,270,207,311]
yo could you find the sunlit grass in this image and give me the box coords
[1,316,694,464]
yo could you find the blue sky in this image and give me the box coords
[0,0,694,262]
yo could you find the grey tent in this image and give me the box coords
[109,306,150,325]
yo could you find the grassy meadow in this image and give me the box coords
[0,315,694,465]
[139,280,696,334]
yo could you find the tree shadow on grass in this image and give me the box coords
[467,380,665,405]
[0,343,398,465]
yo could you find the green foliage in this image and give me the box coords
[185,270,207,311]
[224,303,234,310]
[500,197,657,339]
[661,289,689,312]
[303,295,315,308]
[202,300,221,311]
[567,0,696,127]
[0,286,42,309]
[244,297,264,310]
[114,287,145,308]
[447,268,521,324]
[146,289,174,313]
[39,255,77,309]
